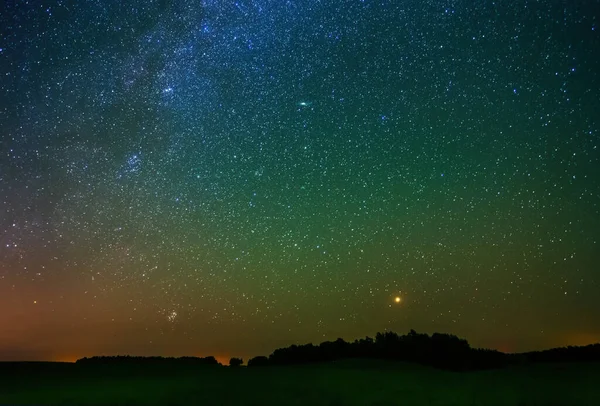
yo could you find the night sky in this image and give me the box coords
[1,0,599,363]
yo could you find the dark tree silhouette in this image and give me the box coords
[247,355,269,367]
[229,357,243,367]
[73,331,600,372]
[246,330,519,371]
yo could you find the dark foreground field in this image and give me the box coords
[1,359,599,406]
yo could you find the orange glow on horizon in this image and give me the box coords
[51,354,235,364]
[198,354,230,365]
[53,355,79,363]
[563,333,600,348]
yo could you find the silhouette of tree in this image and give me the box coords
[247,355,269,367]
[244,329,520,371]
[76,330,600,372]
[229,357,243,367]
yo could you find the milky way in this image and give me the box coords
[1,0,599,362]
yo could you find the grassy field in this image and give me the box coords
[0,359,599,406]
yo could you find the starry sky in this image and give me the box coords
[1,0,599,363]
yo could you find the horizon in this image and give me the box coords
[1,0,599,363]
[2,329,600,364]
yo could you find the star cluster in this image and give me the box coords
[1,0,599,361]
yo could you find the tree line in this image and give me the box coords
[247,330,600,371]
[74,330,600,371]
